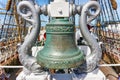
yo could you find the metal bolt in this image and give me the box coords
[58,8,62,15]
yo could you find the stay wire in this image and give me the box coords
[108,0,118,33]
[5,13,13,38]
[0,11,8,39]
[103,0,114,33]
[99,11,106,42]
[100,0,109,33]
[5,0,14,38]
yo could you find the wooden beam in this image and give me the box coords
[4,23,17,26]
[0,8,6,10]
[0,12,13,15]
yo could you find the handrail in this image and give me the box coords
[1,64,120,69]
[0,66,23,68]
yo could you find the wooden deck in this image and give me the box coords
[99,60,118,80]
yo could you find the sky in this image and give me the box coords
[36,0,88,5]
[0,0,120,27]
[35,0,120,26]
[36,0,91,26]
[35,0,91,26]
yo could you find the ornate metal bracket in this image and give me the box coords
[77,1,102,72]
[17,0,101,73]
[17,1,43,73]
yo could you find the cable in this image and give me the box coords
[108,0,118,33]
[0,66,23,68]
[0,11,8,39]
[99,64,120,67]
[5,13,13,38]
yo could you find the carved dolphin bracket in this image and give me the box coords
[17,0,101,74]
[17,1,43,73]
[77,1,102,72]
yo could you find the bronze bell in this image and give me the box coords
[37,18,85,69]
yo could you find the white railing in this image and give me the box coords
[0,64,120,69]
[99,64,120,67]
[0,66,24,68]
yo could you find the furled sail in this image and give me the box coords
[110,0,117,10]
[6,0,12,11]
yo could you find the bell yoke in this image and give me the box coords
[17,0,101,73]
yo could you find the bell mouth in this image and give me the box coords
[37,50,85,69]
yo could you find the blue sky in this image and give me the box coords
[0,0,120,26]
[35,0,91,26]
[36,0,88,5]
[35,0,120,26]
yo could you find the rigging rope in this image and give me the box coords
[0,0,12,39]
[101,0,110,23]
[99,0,107,34]
[100,0,111,37]
[108,0,117,26]
[108,8,115,41]
[13,1,21,41]
[98,0,105,31]
[103,0,114,33]
[114,10,120,23]
[5,13,13,38]
[5,0,14,38]
[0,12,8,39]
[98,1,120,71]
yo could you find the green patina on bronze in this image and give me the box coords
[37,18,85,69]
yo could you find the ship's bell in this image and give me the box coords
[37,18,85,69]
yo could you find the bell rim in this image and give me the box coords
[37,51,85,69]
